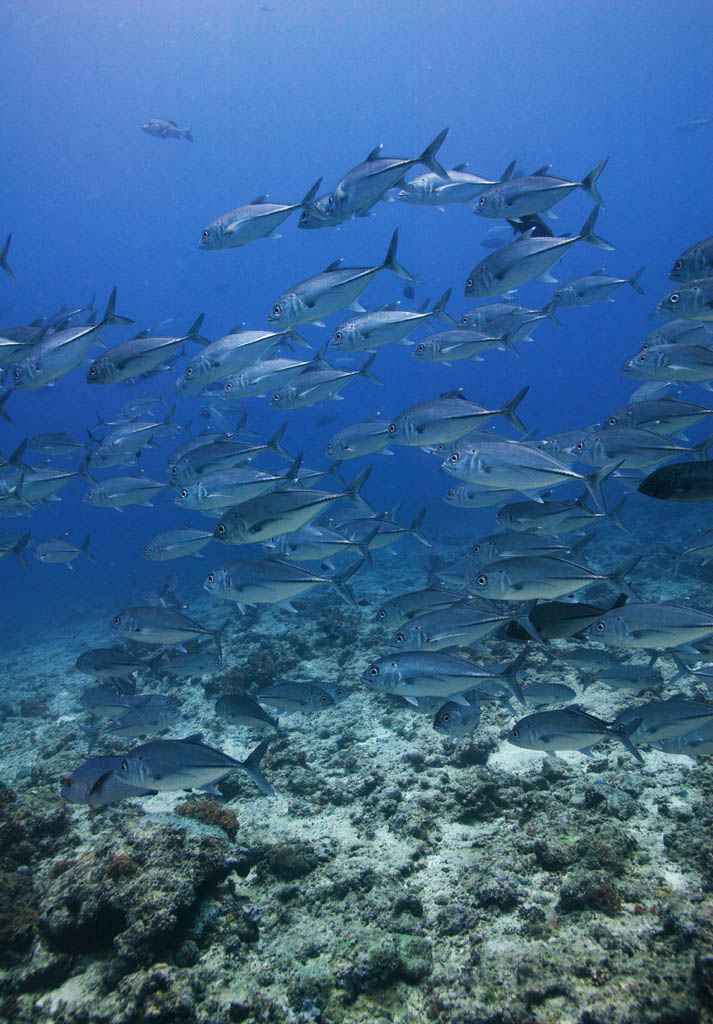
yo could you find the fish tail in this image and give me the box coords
[627,267,645,295]
[382,229,414,281]
[691,430,713,460]
[240,738,276,797]
[0,233,13,280]
[580,156,609,206]
[234,408,258,438]
[78,453,96,485]
[183,127,193,142]
[608,494,630,532]
[101,286,134,327]
[356,526,378,566]
[430,288,457,326]
[409,507,431,546]
[283,452,303,483]
[513,601,544,643]
[186,313,209,344]
[329,558,363,607]
[12,532,30,573]
[418,127,449,179]
[610,717,644,764]
[609,555,641,600]
[344,464,373,514]
[300,177,322,206]
[583,458,622,512]
[358,353,382,386]
[499,326,521,357]
[267,421,293,461]
[327,459,346,487]
[541,298,563,327]
[500,649,527,705]
[499,385,529,433]
[212,616,231,661]
[0,389,12,424]
[670,654,692,687]
[80,533,96,564]
[579,204,615,252]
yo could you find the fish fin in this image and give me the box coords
[382,229,414,281]
[0,390,12,424]
[300,177,322,206]
[11,532,31,573]
[241,738,276,797]
[409,507,431,546]
[579,204,615,251]
[626,266,645,295]
[358,353,382,386]
[267,421,293,461]
[0,233,13,280]
[101,286,134,327]
[610,717,644,764]
[583,459,623,513]
[537,271,558,283]
[344,464,374,514]
[579,156,609,207]
[348,301,366,313]
[418,127,449,179]
[329,558,363,607]
[499,385,529,433]
[80,533,95,564]
[430,287,457,326]
[499,160,516,182]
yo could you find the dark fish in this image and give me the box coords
[638,461,713,501]
[142,118,192,142]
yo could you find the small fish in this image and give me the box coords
[142,118,193,142]
[204,557,361,612]
[397,159,515,208]
[111,606,228,656]
[142,527,214,561]
[508,705,643,763]
[87,316,207,384]
[374,586,466,628]
[116,733,275,797]
[473,159,608,220]
[363,650,526,705]
[522,683,576,707]
[200,179,321,249]
[84,475,166,509]
[75,647,158,679]
[216,692,279,732]
[654,722,713,757]
[433,695,482,738]
[612,698,713,743]
[329,290,454,352]
[326,419,392,460]
[546,267,644,310]
[161,650,222,677]
[34,533,94,568]
[584,602,713,650]
[256,680,335,713]
[388,387,528,446]
[270,353,382,409]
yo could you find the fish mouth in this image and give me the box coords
[649,306,666,320]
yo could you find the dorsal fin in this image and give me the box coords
[250,194,269,204]
[452,163,468,172]
[531,164,551,176]
[590,268,607,276]
[132,329,151,339]
[366,144,382,161]
[440,388,466,399]
[323,258,343,272]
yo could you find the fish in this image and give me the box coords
[669,236,713,283]
[471,530,591,564]
[142,527,214,561]
[175,458,301,512]
[222,356,316,399]
[177,327,298,396]
[61,756,158,806]
[203,557,361,612]
[216,692,279,731]
[142,118,192,141]
[84,475,166,509]
[267,230,413,329]
[211,468,372,545]
[653,279,713,322]
[508,706,643,763]
[116,733,275,797]
[269,522,374,564]
[583,602,713,650]
[160,650,222,677]
[326,418,392,460]
[505,594,629,642]
[80,686,144,720]
[411,326,519,364]
[200,179,322,249]
[522,683,577,707]
[75,647,158,679]
[169,426,293,484]
[363,650,526,705]
[546,267,644,309]
[623,344,713,384]
[603,396,713,436]
[638,461,713,501]
[564,425,712,469]
[443,438,617,510]
[464,206,614,299]
[444,485,519,509]
[28,432,87,457]
[110,606,229,656]
[0,532,30,572]
[34,533,94,568]
[612,699,713,743]
[270,353,382,409]
[390,602,540,650]
[256,680,336,713]
[84,696,182,750]
[388,387,528,446]
[86,316,207,384]
[473,159,608,220]
[332,507,429,551]
[654,722,713,757]
[582,664,659,693]
[433,695,482,738]
[298,129,448,228]
[636,319,713,350]
[374,586,467,628]
[468,554,639,602]
[397,159,516,208]
[329,290,455,351]
[0,233,13,280]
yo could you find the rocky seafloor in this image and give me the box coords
[1,533,713,1024]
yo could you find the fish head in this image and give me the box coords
[362,658,399,691]
[204,566,232,597]
[441,447,478,481]
[61,767,99,804]
[117,753,148,787]
[443,485,473,507]
[330,322,359,350]
[298,194,338,229]
[507,720,529,749]
[472,539,497,563]
[86,357,113,384]
[178,353,211,396]
[83,484,102,505]
[395,183,423,204]
[386,413,413,445]
[470,567,508,599]
[654,284,701,320]
[621,349,660,378]
[391,623,422,651]
[199,221,223,250]
[464,267,491,298]
[669,252,699,283]
[584,613,624,645]
[110,608,138,640]
[213,513,246,545]
[174,481,202,508]
[433,702,478,736]
[270,382,296,409]
[459,311,481,328]
[474,189,503,218]
[223,375,245,398]
[11,358,39,390]
[550,285,573,307]
[268,291,302,328]
[411,338,438,361]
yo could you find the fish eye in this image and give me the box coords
[477,575,487,586]
[369,666,378,676]
[607,416,617,425]
[416,344,425,352]
[466,278,473,289]
[63,777,72,787]
[473,544,480,554]
[273,304,282,315]
[377,609,386,619]
[446,489,455,499]
[637,354,647,363]
[595,622,605,632]
[217,524,226,534]
[576,441,584,450]
[119,760,128,772]
[442,713,450,722]
[461,316,469,325]
[388,423,396,433]
[89,367,96,377]
[335,332,342,341]
[395,633,404,644]
[674,260,682,270]
[670,293,679,304]
[207,573,215,583]
[320,693,328,703]
[326,443,332,452]
[225,381,233,390]
[171,467,178,476]
[186,367,193,376]
[273,393,280,402]
[202,230,209,239]
[143,545,149,553]
[478,197,486,206]
[180,489,187,498]
[113,616,121,625]
[512,728,519,739]
[87,489,94,498]
[449,453,459,463]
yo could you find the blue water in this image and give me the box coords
[0,0,711,633]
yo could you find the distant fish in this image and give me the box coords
[216,692,279,731]
[34,533,94,568]
[0,233,13,280]
[508,706,643,763]
[675,117,713,133]
[403,285,416,300]
[142,119,193,142]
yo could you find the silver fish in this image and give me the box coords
[473,159,608,219]
[622,343,713,383]
[326,418,392,460]
[363,650,526,705]
[222,356,315,399]
[200,179,321,249]
[546,267,644,309]
[397,159,515,208]
[111,606,228,655]
[584,603,713,650]
[612,698,713,743]
[469,554,639,601]
[654,279,713,322]
[388,386,528,446]
[508,706,643,762]
[670,236,713,283]
[203,556,361,612]
[87,317,207,384]
[216,692,279,731]
[34,533,94,567]
[142,527,214,561]
[61,756,157,805]
[270,354,381,409]
[84,475,166,509]
[329,290,454,351]
[174,456,301,511]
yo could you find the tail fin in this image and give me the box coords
[609,555,641,600]
[608,494,629,532]
[498,326,521,358]
[499,649,527,705]
[80,533,96,564]
[11,532,30,573]
[670,653,692,687]
[212,616,231,661]
[512,601,544,644]
[430,288,456,326]
[240,739,275,797]
[267,422,293,461]
[499,385,529,433]
[183,128,193,142]
[282,452,303,484]
[583,459,622,512]
[627,267,645,295]
[0,390,12,424]
[162,403,180,435]
[692,430,713,460]
[610,717,644,764]
[234,409,258,438]
[185,314,209,345]
[344,465,373,514]
[541,298,563,327]
[579,156,609,206]
[418,127,449,178]
[0,233,13,281]
[358,353,382,386]
[329,559,363,608]
[8,438,29,470]
[382,229,414,282]
[355,525,378,566]
[579,205,615,252]
[300,177,322,206]
[101,287,134,327]
[409,507,431,547]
